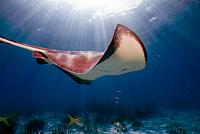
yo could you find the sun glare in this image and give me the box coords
[46,0,143,23]
[67,0,142,12]
[68,0,125,8]
[66,0,143,21]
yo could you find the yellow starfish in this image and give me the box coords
[0,116,10,126]
[67,114,83,127]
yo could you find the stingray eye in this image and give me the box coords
[114,35,117,40]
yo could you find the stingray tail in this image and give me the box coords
[0,36,45,52]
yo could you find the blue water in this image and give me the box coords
[0,0,200,133]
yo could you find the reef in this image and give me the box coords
[2,101,200,133]
[23,118,45,134]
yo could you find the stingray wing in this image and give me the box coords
[59,24,147,84]
[0,24,147,84]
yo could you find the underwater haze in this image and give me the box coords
[0,0,200,133]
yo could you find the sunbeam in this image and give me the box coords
[47,0,144,22]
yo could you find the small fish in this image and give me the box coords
[113,121,125,132]
[115,101,120,104]
[114,97,120,100]
[148,17,157,22]
[67,114,83,127]
[114,121,123,128]
[116,90,121,93]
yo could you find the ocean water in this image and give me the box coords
[0,0,200,133]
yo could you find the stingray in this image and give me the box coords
[0,24,147,84]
